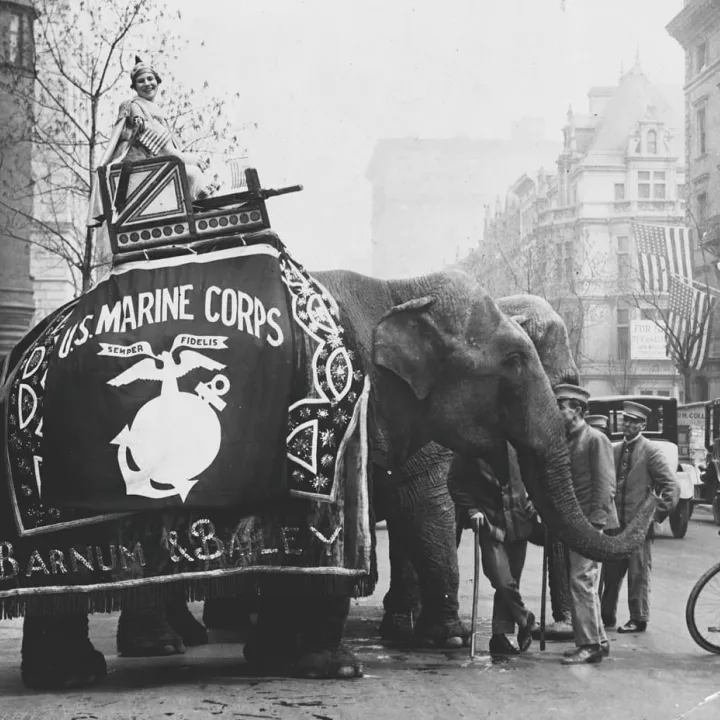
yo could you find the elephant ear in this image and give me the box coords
[373,296,445,400]
[510,313,529,329]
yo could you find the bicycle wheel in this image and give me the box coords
[686,561,720,654]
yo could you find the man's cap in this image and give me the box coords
[586,414,609,429]
[553,383,590,403]
[622,400,651,422]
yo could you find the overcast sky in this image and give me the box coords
[164,0,686,272]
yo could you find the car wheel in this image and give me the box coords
[669,498,691,539]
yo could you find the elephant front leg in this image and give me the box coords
[296,596,363,679]
[380,528,421,642]
[244,595,362,679]
[22,612,107,690]
[390,453,468,649]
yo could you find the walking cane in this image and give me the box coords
[540,525,549,651]
[470,526,481,659]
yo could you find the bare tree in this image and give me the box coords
[463,222,611,367]
[0,0,241,295]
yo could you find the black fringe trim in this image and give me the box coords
[1,572,376,619]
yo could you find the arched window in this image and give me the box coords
[647,130,657,154]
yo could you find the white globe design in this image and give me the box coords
[125,392,221,485]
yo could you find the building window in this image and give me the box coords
[614,183,625,201]
[677,182,685,199]
[647,130,657,154]
[696,41,707,74]
[617,236,630,280]
[657,390,671,397]
[0,8,34,71]
[638,171,666,200]
[653,171,666,199]
[639,390,654,396]
[617,306,630,360]
[697,107,707,156]
[638,171,651,199]
[641,308,657,321]
[698,192,708,228]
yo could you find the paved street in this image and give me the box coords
[1,511,720,720]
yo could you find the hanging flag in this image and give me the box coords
[633,224,693,293]
[666,275,715,371]
[227,157,250,190]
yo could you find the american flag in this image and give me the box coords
[666,274,715,370]
[633,224,693,293]
[227,157,249,190]
[137,126,173,156]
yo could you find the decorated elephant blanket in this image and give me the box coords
[0,234,374,616]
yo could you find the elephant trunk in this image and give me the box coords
[515,416,657,563]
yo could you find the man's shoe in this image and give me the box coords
[602,616,616,629]
[517,612,536,652]
[565,640,609,658]
[533,619,574,640]
[489,634,519,656]
[561,644,603,665]
[617,620,647,633]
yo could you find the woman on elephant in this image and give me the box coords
[448,445,537,656]
[97,56,214,202]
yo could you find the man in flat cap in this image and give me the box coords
[600,400,679,634]
[586,415,610,437]
[554,384,617,664]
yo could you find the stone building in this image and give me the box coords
[0,0,36,355]
[478,63,690,399]
[668,0,720,399]
[365,119,561,279]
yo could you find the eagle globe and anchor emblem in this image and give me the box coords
[102,334,231,501]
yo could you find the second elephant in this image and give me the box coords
[377,294,580,644]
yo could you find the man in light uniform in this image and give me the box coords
[600,401,679,634]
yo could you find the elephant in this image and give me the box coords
[376,294,580,642]
[4,268,656,688]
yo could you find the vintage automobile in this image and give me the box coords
[588,395,698,539]
[701,397,720,525]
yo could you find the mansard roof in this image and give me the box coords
[583,66,683,161]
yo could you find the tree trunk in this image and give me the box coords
[81,225,94,293]
[683,368,693,403]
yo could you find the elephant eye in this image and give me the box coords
[503,352,525,371]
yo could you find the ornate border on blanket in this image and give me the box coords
[279,253,367,501]
[4,303,131,537]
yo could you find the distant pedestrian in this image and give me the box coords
[555,385,618,665]
[449,445,537,656]
[600,401,679,634]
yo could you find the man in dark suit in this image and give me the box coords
[600,400,679,634]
